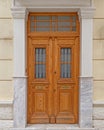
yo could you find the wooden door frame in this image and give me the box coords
[27,12,80,123]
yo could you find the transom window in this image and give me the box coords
[29,14,78,32]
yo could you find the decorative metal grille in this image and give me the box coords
[60,48,71,78]
[35,48,46,78]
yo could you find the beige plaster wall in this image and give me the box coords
[93,0,104,101]
[0,0,13,101]
[0,0,104,101]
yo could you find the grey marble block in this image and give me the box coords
[79,77,93,128]
[13,77,27,128]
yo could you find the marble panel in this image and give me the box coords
[93,107,104,120]
[13,77,27,128]
[93,101,104,120]
[93,120,104,129]
[0,120,13,128]
[0,101,13,120]
[79,77,93,128]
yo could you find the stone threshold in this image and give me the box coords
[11,128,97,130]
[11,124,97,130]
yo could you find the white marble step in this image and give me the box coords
[11,128,97,130]
[11,125,97,130]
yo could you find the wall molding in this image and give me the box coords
[93,101,104,107]
[0,100,13,105]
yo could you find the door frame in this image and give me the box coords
[27,13,80,124]
[11,1,95,128]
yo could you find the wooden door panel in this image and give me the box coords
[56,85,75,123]
[28,37,52,123]
[28,37,79,124]
[30,89,49,123]
[54,38,79,124]
[59,86,73,113]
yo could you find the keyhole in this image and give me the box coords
[54,71,56,74]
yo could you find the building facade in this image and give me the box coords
[0,0,104,130]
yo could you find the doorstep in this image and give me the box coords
[11,124,97,130]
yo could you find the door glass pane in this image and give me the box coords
[36,28,50,32]
[30,15,77,32]
[36,16,51,20]
[60,48,71,78]
[58,16,70,20]
[35,48,46,78]
[58,22,70,26]
[36,21,50,27]
[58,28,71,32]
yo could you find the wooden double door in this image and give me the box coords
[27,36,79,124]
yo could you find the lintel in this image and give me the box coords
[13,0,93,7]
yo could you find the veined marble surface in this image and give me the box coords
[13,77,27,128]
[79,77,93,128]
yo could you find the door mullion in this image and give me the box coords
[48,37,55,123]
[53,37,58,120]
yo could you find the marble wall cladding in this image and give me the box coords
[93,102,104,129]
[93,120,104,129]
[0,102,13,120]
[93,107,104,120]
[0,120,13,129]
[79,77,93,128]
[13,77,27,128]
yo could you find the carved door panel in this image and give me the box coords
[27,38,53,123]
[53,38,79,124]
[27,37,79,124]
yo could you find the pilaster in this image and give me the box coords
[12,8,28,128]
[78,8,95,128]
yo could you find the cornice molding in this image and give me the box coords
[11,0,95,19]
[78,7,96,19]
[11,7,28,19]
[11,7,95,19]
